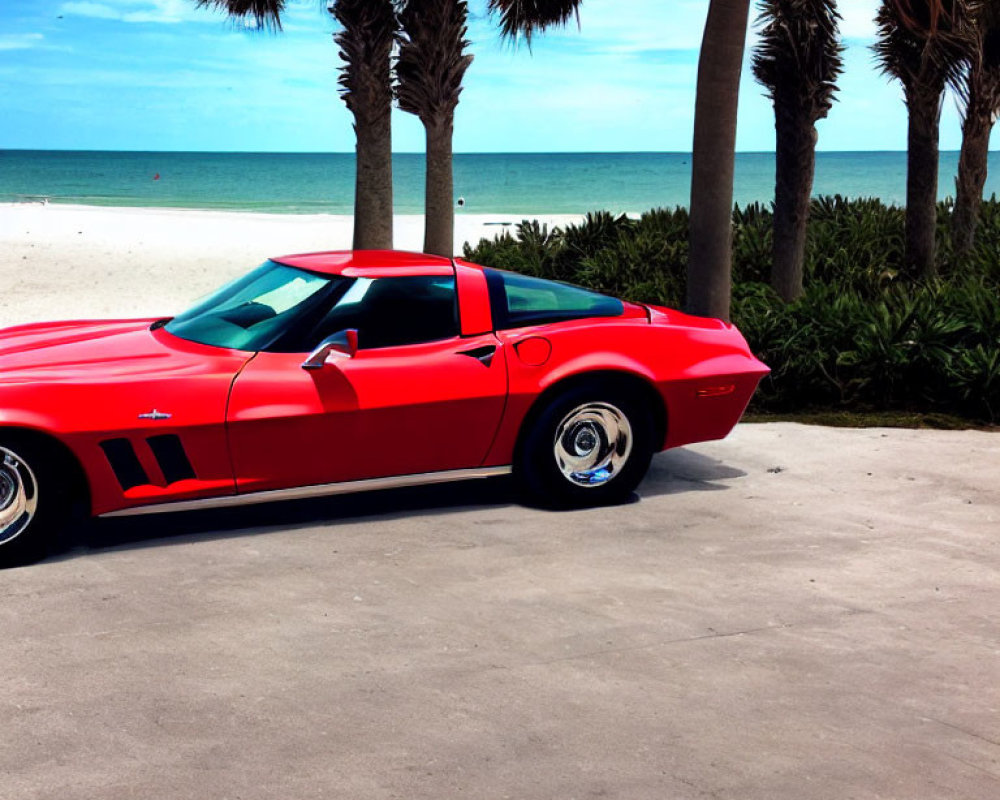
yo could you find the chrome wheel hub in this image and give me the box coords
[554,402,633,487]
[0,447,38,546]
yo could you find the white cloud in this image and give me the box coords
[839,0,880,41]
[560,0,706,53]
[58,0,219,24]
[0,33,45,51]
[59,2,120,20]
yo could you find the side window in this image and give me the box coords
[484,269,624,330]
[309,275,459,350]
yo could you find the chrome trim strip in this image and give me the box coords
[99,466,513,519]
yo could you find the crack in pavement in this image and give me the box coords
[924,716,1000,749]
[524,622,797,668]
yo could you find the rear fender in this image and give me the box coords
[538,352,658,391]
[483,361,667,467]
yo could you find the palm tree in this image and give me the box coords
[753,0,843,303]
[875,0,973,277]
[196,0,397,250]
[686,0,751,321]
[952,1,1000,256]
[489,0,751,322]
[397,0,474,257]
[333,0,397,250]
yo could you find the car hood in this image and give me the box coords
[0,318,247,384]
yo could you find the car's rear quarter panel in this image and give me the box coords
[481,310,767,466]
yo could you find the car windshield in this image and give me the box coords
[165,261,349,351]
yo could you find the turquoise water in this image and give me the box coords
[2,150,998,214]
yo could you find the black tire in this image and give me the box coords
[515,381,655,508]
[0,435,73,568]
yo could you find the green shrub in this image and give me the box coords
[463,198,1000,423]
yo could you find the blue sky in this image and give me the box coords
[1,0,991,152]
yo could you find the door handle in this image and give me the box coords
[457,345,496,367]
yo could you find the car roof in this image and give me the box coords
[272,250,456,278]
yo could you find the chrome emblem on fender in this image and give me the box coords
[138,409,172,420]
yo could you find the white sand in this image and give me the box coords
[0,203,581,327]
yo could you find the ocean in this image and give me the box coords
[2,150,998,215]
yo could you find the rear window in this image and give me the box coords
[484,269,624,331]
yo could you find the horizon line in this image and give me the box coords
[2,148,992,156]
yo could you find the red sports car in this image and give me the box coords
[0,250,768,566]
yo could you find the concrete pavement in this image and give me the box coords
[1,422,998,799]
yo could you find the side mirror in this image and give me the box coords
[301,328,359,370]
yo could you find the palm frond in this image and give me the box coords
[981,1,1000,71]
[397,0,474,124]
[956,1,1000,115]
[486,0,581,42]
[753,0,845,123]
[893,0,950,35]
[966,0,1000,72]
[874,0,976,98]
[332,0,397,121]
[195,0,286,30]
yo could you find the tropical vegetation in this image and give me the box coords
[953,0,1000,256]
[397,0,474,257]
[197,0,398,249]
[753,0,844,303]
[198,0,480,254]
[194,2,1000,352]
[875,0,974,278]
[488,0,758,322]
[464,198,1000,424]
[685,0,753,323]
[333,0,397,250]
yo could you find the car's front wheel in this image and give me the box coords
[516,383,655,508]
[0,438,70,568]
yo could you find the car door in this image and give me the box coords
[225,273,508,494]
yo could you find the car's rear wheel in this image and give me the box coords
[0,438,71,568]
[516,382,655,508]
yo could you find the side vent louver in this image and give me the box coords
[100,439,150,491]
[101,435,196,491]
[146,435,196,484]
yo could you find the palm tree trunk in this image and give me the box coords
[905,91,942,278]
[424,119,455,257]
[352,110,394,250]
[396,0,471,258]
[687,0,751,322]
[772,119,817,302]
[952,96,993,257]
[332,0,397,252]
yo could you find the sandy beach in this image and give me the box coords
[0,203,582,327]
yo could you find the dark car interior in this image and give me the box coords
[309,276,459,350]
